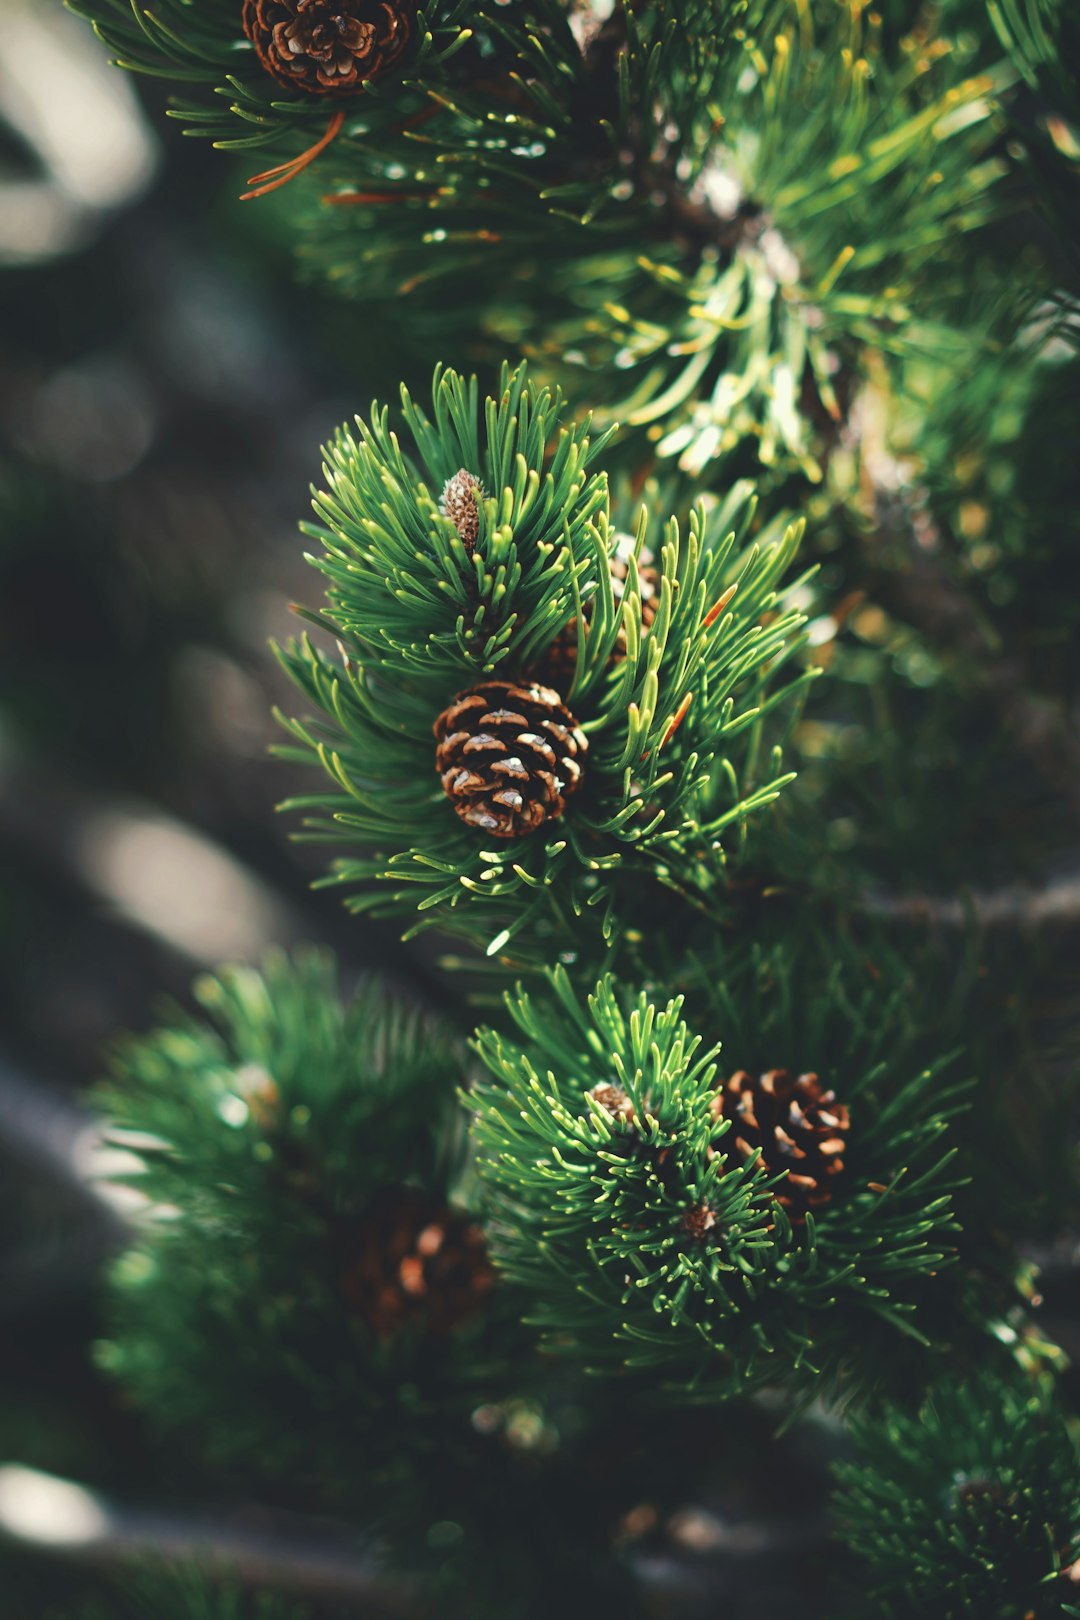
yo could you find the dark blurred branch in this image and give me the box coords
[1019,1232,1080,1278]
[861,865,1080,929]
[0,743,465,1020]
[0,1463,840,1617]
[0,1057,101,1182]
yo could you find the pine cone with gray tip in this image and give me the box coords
[712,1069,849,1221]
[434,678,587,839]
[241,0,414,96]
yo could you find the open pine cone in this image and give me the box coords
[241,0,414,96]
[342,1186,494,1341]
[434,678,587,839]
[712,1069,849,1221]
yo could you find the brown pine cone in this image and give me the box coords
[242,0,414,96]
[434,678,587,839]
[536,534,660,688]
[342,1185,494,1341]
[712,1069,849,1221]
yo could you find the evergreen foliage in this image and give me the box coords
[66,0,476,152]
[274,363,811,952]
[75,1571,310,1620]
[37,0,1080,1613]
[91,955,667,1618]
[471,955,964,1396]
[67,0,1018,491]
[96,952,520,1489]
[834,1370,1080,1617]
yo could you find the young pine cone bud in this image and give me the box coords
[242,0,414,96]
[342,1185,494,1341]
[712,1069,849,1221]
[681,1202,719,1240]
[440,468,484,552]
[434,679,587,839]
[588,1082,636,1123]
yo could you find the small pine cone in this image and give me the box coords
[440,468,483,552]
[434,678,587,839]
[712,1069,849,1221]
[681,1202,718,1240]
[953,1477,1008,1512]
[342,1185,494,1341]
[589,1082,636,1122]
[241,0,413,96]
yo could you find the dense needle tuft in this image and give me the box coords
[537,533,661,689]
[835,1372,1080,1617]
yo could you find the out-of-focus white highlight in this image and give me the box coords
[75,807,294,966]
[0,1466,111,1548]
[0,0,157,263]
